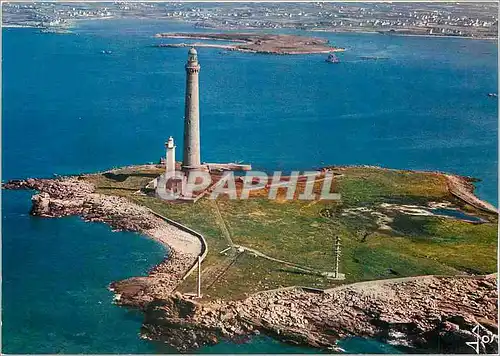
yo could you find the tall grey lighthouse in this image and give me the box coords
[182,48,201,170]
[155,48,251,201]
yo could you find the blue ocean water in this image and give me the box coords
[2,190,169,353]
[2,19,497,354]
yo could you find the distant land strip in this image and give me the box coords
[154,32,345,55]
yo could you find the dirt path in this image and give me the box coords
[233,244,330,276]
[211,200,235,247]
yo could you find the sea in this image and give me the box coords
[2,19,497,354]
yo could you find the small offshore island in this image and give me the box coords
[155,33,345,55]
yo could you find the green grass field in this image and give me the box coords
[84,165,498,300]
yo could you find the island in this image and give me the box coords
[4,164,498,354]
[154,33,345,55]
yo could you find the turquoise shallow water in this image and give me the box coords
[2,18,497,354]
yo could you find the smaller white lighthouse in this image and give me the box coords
[166,136,176,173]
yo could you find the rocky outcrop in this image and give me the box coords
[5,176,177,232]
[3,177,94,197]
[110,250,195,309]
[141,295,224,351]
[142,275,498,353]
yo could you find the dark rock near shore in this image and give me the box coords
[142,296,221,352]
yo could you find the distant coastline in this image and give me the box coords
[5,17,495,41]
[309,28,498,41]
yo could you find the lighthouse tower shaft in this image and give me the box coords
[183,48,201,169]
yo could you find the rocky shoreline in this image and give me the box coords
[139,275,498,353]
[4,174,498,354]
[3,176,201,307]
